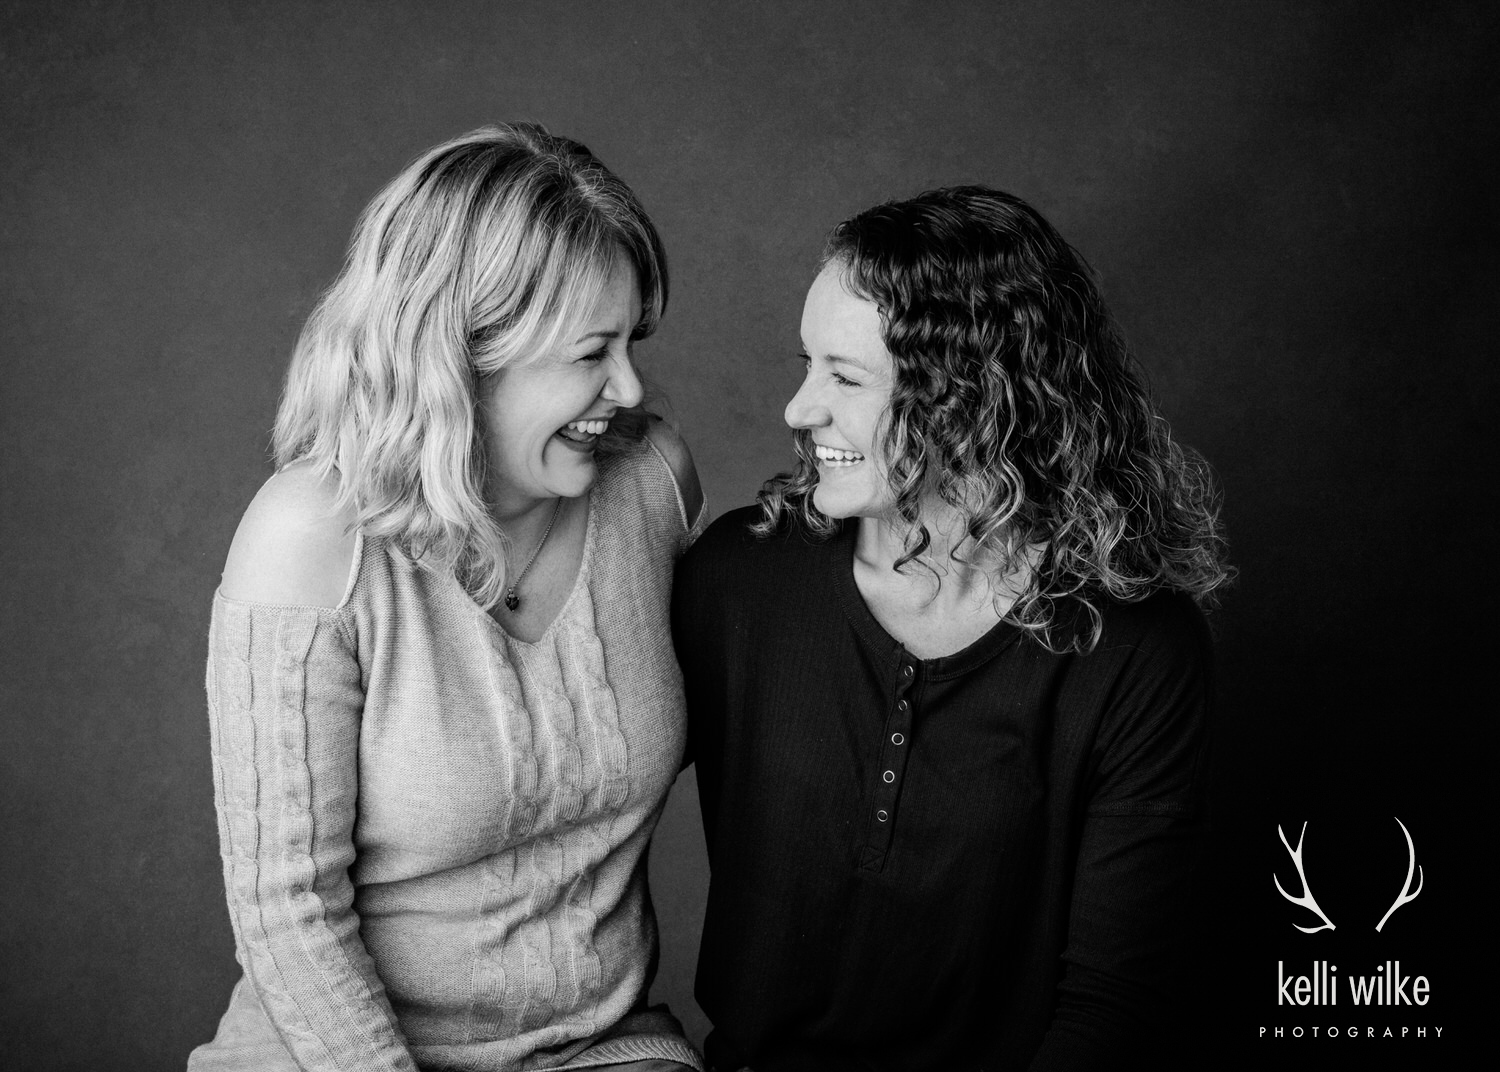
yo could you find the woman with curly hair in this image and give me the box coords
[190,124,704,1072]
[673,186,1231,1071]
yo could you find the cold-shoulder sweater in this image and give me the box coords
[190,438,706,1072]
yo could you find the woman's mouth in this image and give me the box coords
[556,417,609,447]
[814,444,864,467]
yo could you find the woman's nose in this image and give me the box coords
[605,353,645,409]
[784,375,827,430]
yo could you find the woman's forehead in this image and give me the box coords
[802,265,886,363]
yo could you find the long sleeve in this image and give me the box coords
[1027,601,1212,1071]
[206,595,417,1072]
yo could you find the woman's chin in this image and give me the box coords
[561,459,603,498]
[811,487,860,521]
[811,482,900,525]
[537,442,601,496]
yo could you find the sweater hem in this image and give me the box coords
[556,1032,704,1070]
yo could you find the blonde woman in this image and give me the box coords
[190,125,704,1072]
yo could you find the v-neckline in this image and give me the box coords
[461,488,597,648]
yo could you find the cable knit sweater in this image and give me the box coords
[189,436,706,1072]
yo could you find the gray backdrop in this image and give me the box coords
[3,2,1494,1069]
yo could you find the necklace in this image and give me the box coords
[503,497,563,611]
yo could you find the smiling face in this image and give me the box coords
[786,262,898,522]
[481,257,644,516]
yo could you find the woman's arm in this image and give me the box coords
[207,468,416,1072]
[1028,600,1212,1071]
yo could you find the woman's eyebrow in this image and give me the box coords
[800,341,867,366]
[826,352,872,372]
[573,327,623,343]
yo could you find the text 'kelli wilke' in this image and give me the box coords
[1277,961,1432,1006]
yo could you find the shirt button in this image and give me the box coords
[897,699,909,714]
[883,770,895,783]
[901,665,914,680]
[876,809,889,822]
[891,732,905,745]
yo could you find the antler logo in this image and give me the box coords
[1274,817,1423,933]
[1375,818,1424,933]
[1274,822,1336,933]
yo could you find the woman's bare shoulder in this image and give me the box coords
[219,462,357,608]
[643,416,705,525]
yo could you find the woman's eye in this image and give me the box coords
[578,346,609,364]
[797,351,858,387]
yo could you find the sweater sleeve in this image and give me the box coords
[206,595,416,1072]
[1028,603,1212,1071]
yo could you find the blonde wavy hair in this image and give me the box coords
[758,186,1232,653]
[273,123,667,609]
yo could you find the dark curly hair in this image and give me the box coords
[756,185,1233,653]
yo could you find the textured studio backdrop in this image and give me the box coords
[1,2,1494,1069]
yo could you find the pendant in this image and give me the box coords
[504,588,520,611]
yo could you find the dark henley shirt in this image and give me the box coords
[673,507,1212,1071]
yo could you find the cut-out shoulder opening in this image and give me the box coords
[644,417,705,530]
[220,464,359,608]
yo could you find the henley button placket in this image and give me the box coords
[858,658,918,872]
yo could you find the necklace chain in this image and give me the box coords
[503,497,563,611]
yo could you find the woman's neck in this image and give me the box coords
[491,493,552,524]
[855,506,998,598]
[486,473,558,523]
[486,492,571,564]
[852,506,1029,659]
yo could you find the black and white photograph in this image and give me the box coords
[2,3,1493,1070]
